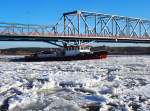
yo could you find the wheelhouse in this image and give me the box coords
[64,45,91,56]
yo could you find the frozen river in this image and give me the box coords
[0,55,150,111]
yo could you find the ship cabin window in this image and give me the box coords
[72,47,76,50]
[76,47,79,50]
[65,46,90,51]
[80,46,91,50]
[66,46,78,51]
[66,47,74,51]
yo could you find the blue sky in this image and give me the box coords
[0,0,150,48]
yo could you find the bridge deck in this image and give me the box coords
[0,34,150,43]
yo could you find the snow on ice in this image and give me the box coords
[0,55,150,111]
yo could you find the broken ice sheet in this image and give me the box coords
[0,55,150,110]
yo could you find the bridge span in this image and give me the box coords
[1,10,150,46]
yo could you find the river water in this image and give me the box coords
[0,55,150,111]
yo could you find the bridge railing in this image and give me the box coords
[0,22,56,36]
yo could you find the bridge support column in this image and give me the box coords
[78,12,81,35]
[64,15,66,35]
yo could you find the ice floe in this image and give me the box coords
[0,55,150,111]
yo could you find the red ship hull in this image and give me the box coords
[25,51,107,62]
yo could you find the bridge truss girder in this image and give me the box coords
[0,10,150,47]
[62,10,150,38]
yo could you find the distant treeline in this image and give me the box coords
[0,46,150,55]
[92,46,150,55]
[0,48,58,55]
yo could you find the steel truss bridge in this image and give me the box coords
[1,10,150,47]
